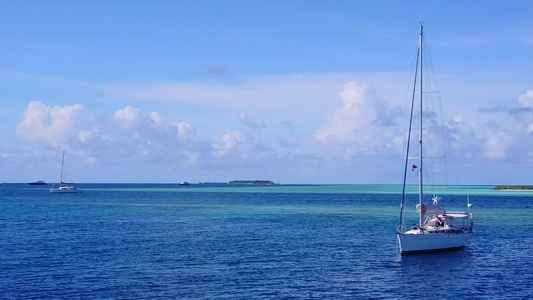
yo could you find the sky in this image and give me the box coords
[0,0,531,184]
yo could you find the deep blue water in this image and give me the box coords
[1,184,532,299]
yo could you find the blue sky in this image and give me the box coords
[0,1,531,184]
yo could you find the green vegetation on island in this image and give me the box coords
[229,180,276,185]
[492,186,533,190]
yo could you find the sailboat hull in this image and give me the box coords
[397,232,472,254]
[49,189,80,194]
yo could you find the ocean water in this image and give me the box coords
[1,183,531,299]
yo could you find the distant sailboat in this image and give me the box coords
[396,24,473,254]
[50,151,80,194]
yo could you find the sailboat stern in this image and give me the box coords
[397,231,472,254]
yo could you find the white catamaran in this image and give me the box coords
[50,151,80,194]
[396,24,473,254]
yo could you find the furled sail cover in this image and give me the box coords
[416,203,446,215]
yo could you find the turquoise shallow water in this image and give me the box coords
[58,183,533,196]
[1,183,532,299]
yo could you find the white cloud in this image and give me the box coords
[175,121,193,137]
[483,131,515,160]
[78,128,97,144]
[108,106,200,165]
[312,81,404,162]
[107,73,520,180]
[315,81,375,143]
[16,101,83,147]
[239,112,265,129]
[211,131,241,159]
[446,90,533,162]
[8,75,533,183]
[103,73,409,114]
[112,105,194,139]
[518,90,533,108]
[113,105,142,123]
[149,111,164,128]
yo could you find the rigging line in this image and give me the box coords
[437,84,450,197]
[422,32,449,196]
[424,35,442,97]
[417,23,424,228]
[422,160,441,199]
[399,43,420,228]
[399,32,423,229]
[425,33,461,196]
[401,42,424,165]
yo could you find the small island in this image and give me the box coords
[492,186,533,191]
[229,180,276,185]
[28,180,47,185]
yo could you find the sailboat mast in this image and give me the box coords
[60,151,65,184]
[418,24,424,228]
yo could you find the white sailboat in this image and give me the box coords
[396,24,473,254]
[49,151,80,194]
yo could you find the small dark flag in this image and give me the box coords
[412,164,417,171]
